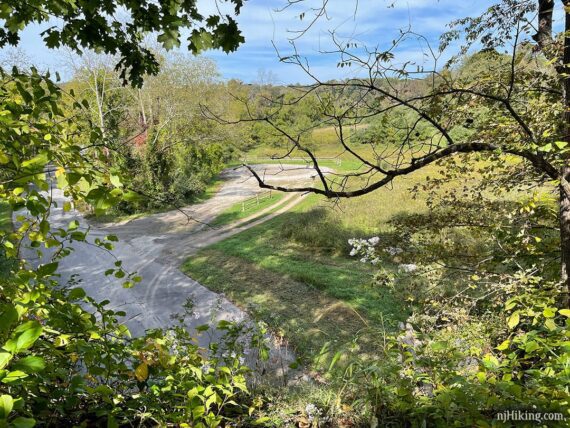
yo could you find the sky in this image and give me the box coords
[3,0,546,84]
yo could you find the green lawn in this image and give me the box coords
[210,191,287,227]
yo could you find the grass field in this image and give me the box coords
[185,125,447,361]
[180,168,437,364]
[241,125,376,174]
[184,127,539,367]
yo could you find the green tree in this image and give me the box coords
[0,2,267,426]
[238,1,570,306]
[0,0,245,86]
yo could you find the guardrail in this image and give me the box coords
[242,156,342,166]
[241,190,273,212]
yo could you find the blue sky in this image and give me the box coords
[4,0,537,84]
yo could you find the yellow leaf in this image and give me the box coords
[545,319,557,331]
[0,151,9,164]
[135,362,148,382]
[507,312,520,329]
[496,339,510,351]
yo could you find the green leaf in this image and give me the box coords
[507,312,520,329]
[1,370,28,384]
[122,280,134,288]
[545,318,557,331]
[12,356,45,373]
[37,262,58,277]
[559,309,570,317]
[525,341,539,353]
[0,394,13,419]
[0,353,12,370]
[15,321,42,352]
[12,417,36,428]
[538,143,552,152]
[482,354,500,370]
[21,152,49,169]
[0,151,9,164]
[123,191,142,202]
[496,339,510,351]
[543,307,556,318]
[109,174,122,188]
[68,287,86,300]
[157,28,181,50]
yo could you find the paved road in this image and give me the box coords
[19,164,325,377]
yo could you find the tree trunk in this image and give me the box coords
[561,1,570,307]
[559,169,570,306]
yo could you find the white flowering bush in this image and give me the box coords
[349,237,423,296]
[348,237,382,265]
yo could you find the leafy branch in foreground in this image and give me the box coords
[0,67,267,427]
[0,0,245,87]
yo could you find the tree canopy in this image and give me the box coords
[0,0,245,86]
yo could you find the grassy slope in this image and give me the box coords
[181,175,430,362]
[184,127,533,364]
[184,128,447,362]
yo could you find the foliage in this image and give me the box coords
[0,0,245,87]
[340,186,570,425]
[67,54,239,214]
[0,68,263,427]
[331,278,569,426]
